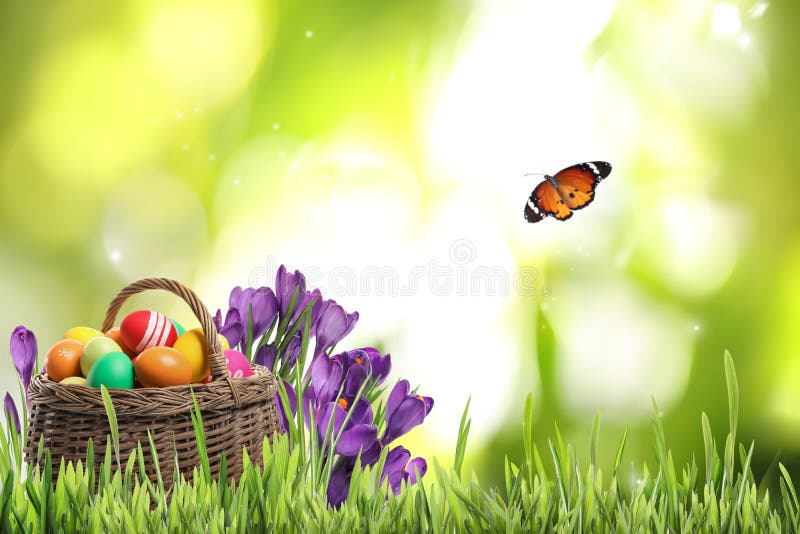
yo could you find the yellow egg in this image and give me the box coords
[64,326,103,346]
[60,376,87,386]
[218,334,230,351]
[172,328,211,383]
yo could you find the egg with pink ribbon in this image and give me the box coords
[223,349,253,379]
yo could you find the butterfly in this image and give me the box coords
[524,161,612,223]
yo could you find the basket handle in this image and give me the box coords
[101,278,228,382]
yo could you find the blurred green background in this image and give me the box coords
[1,0,797,488]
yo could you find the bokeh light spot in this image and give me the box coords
[103,173,207,280]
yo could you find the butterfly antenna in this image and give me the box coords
[523,166,549,178]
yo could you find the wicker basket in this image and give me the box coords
[24,278,282,486]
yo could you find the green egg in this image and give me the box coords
[171,318,186,337]
[82,336,122,376]
[86,351,134,389]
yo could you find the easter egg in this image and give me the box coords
[120,310,178,354]
[86,352,134,389]
[134,346,192,388]
[64,326,103,346]
[60,376,87,386]
[218,334,230,351]
[224,349,253,379]
[82,336,122,376]
[171,319,186,337]
[45,340,83,382]
[104,328,137,359]
[172,328,211,383]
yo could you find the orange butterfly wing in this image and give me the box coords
[553,161,611,211]
[524,181,573,222]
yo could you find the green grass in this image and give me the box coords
[1,351,798,532]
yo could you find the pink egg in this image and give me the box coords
[224,349,254,379]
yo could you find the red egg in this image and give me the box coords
[120,310,178,354]
[134,346,192,388]
[45,340,83,382]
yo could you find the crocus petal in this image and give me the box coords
[10,326,37,404]
[344,363,369,397]
[406,457,427,485]
[336,424,378,456]
[281,332,302,373]
[348,397,374,426]
[3,393,20,434]
[275,265,307,318]
[420,396,434,415]
[302,387,316,429]
[248,287,278,338]
[363,348,391,386]
[313,302,358,357]
[386,379,410,420]
[311,355,344,405]
[383,446,411,476]
[381,446,411,494]
[360,441,383,466]
[228,286,245,313]
[274,380,297,433]
[382,397,427,443]
[308,289,324,333]
[317,402,347,443]
[327,460,354,508]
[255,343,278,371]
[219,309,244,349]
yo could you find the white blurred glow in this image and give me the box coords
[426,0,618,192]
[711,3,741,37]
[377,193,523,444]
[549,278,693,420]
[748,2,769,18]
[738,33,752,48]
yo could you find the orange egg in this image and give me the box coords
[46,340,84,382]
[134,346,192,388]
[105,327,137,359]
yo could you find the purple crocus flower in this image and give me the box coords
[334,350,373,397]
[381,446,427,496]
[275,265,307,318]
[229,286,278,339]
[382,380,433,444]
[310,353,345,405]
[363,348,391,387]
[3,393,20,434]
[10,326,37,406]
[313,300,358,357]
[317,398,378,457]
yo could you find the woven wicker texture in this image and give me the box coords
[24,278,282,487]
